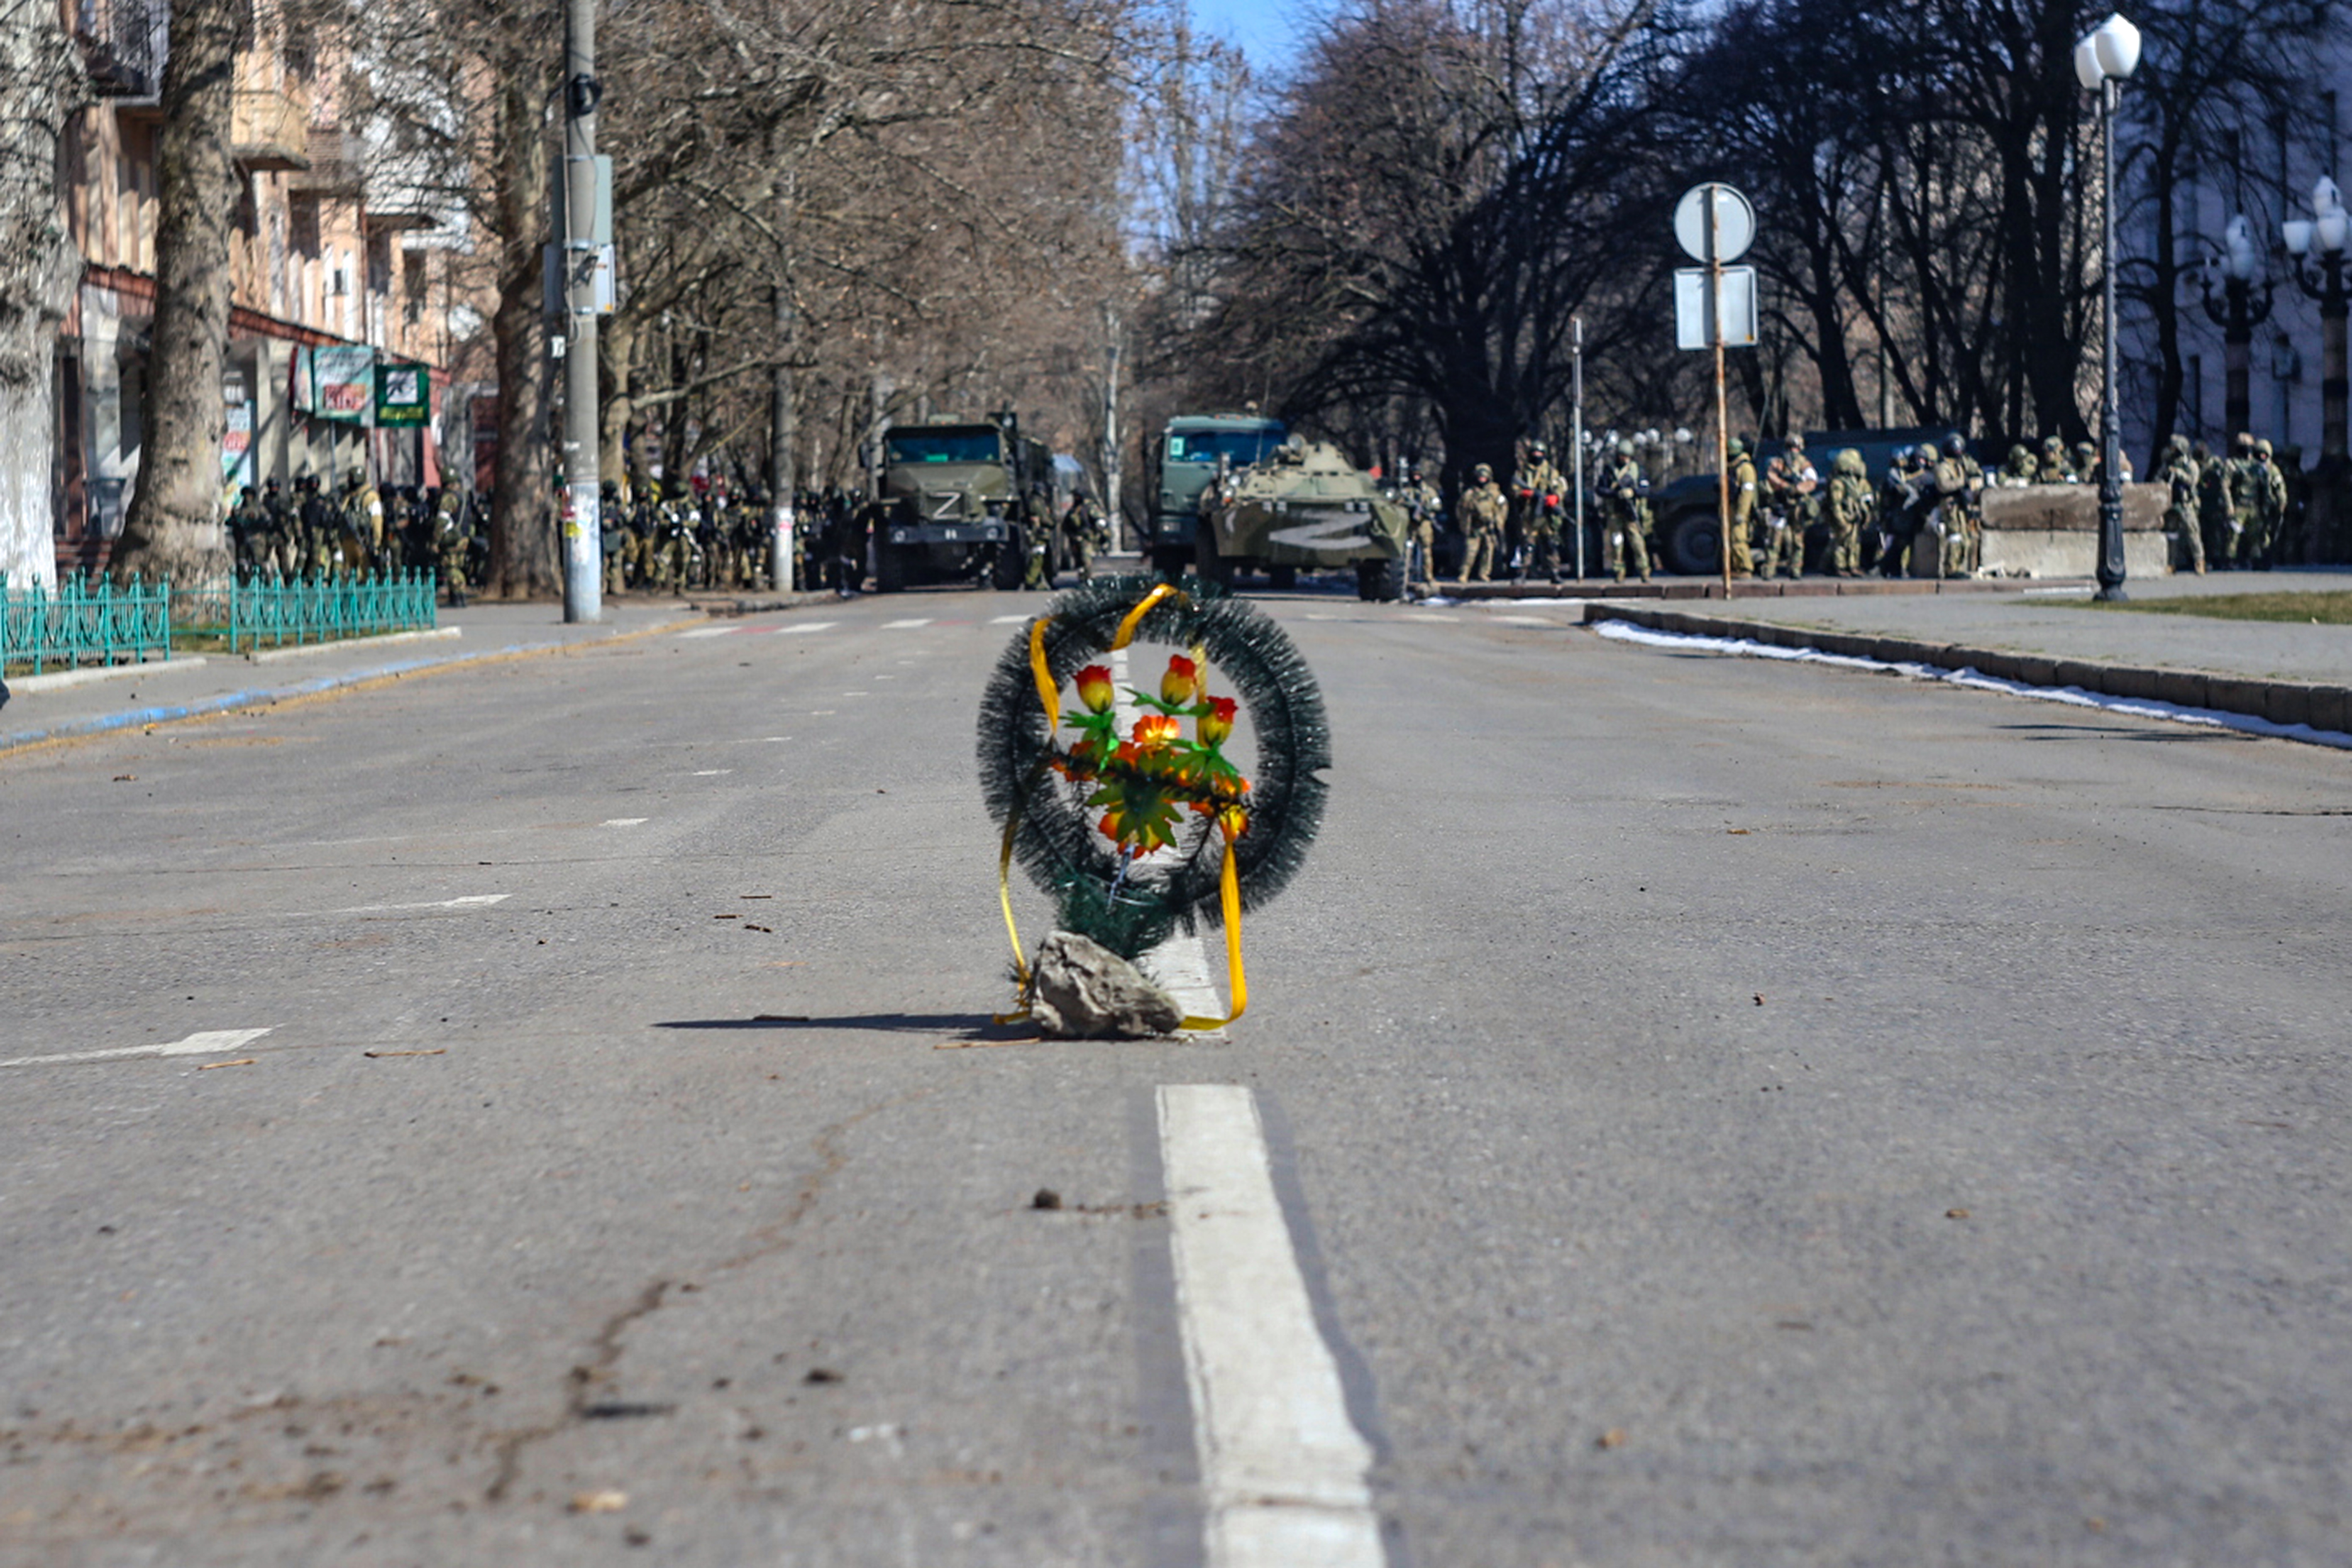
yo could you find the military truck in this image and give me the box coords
[864,416,1056,592]
[1196,437,1410,601]
[1146,412,1289,576]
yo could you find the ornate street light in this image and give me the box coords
[2200,216,2274,440]
[2283,176,2351,462]
[2075,12,2140,601]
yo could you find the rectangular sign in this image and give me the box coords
[310,345,376,423]
[221,401,252,481]
[1675,266,1759,350]
[376,362,430,427]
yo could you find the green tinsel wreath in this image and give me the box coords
[976,575,1330,961]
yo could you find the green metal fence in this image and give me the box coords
[4,570,439,672]
[216,570,439,654]
[0,574,173,675]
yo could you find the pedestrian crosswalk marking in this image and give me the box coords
[331,894,510,914]
[989,613,1032,624]
[882,617,935,629]
[773,622,837,634]
[678,626,736,639]
[602,818,648,827]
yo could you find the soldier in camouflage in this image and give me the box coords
[1823,448,1874,576]
[1511,443,1567,582]
[1456,462,1508,584]
[1597,440,1651,583]
[2156,435,2203,574]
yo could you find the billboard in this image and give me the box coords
[376,362,429,428]
[310,345,375,423]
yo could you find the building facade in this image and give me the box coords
[54,0,490,574]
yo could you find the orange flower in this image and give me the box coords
[1132,713,1181,750]
[1075,664,1114,713]
[1198,695,1236,747]
[1161,654,1199,705]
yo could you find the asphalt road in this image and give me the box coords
[4,584,2348,1567]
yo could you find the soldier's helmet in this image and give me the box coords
[2074,440,2096,462]
[2256,438,2275,458]
[1917,443,1941,465]
[1944,432,1967,458]
[347,465,366,485]
[1528,443,1547,459]
[2042,435,2066,457]
[1473,462,1493,480]
[1785,433,1806,452]
[1407,467,1422,481]
[1616,439,1636,458]
[1835,448,1865,477]
[2234,431,2256,452]
[1726,436,1746,457]
[2193,441,2212,461]
[2166,433,2190,454]
[2006,443,2031,466]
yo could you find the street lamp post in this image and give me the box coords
[2200,216,2273,440]
[2075,13,2140,601]
[2283,177,2352,463]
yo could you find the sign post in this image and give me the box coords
[1571,316,1586,580]
[1673,183,1756,596]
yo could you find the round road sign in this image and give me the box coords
[1674,184,1755,264]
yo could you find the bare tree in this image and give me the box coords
[112,0,242,584]
[0,0,85,589]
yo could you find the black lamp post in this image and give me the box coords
[2200,216,2273,440]
[2076,14,2140,601]
[2283,179,2352,464]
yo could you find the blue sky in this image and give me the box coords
[1187,0,1315,72]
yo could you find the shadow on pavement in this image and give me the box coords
[655,1013,1037,1042]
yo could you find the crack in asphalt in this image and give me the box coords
[479,1089,935,1506]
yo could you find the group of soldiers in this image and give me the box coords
[1727,433,1988,581]
[2152,431,2296,574]
[597,477,791,595]
[227,469,480,601]
[1421,440,1661,588]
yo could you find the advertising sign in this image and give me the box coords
[221,402,253,481]
[376,362,430,428]
[312,345,375,423]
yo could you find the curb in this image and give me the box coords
[1447,575,2069,603]
[1582,602,2352,733]
[699,589,841,618]
[0,616,701,759]
[4,656,209,694]
[246,625,462,663]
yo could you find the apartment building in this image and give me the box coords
[56,0,489,571]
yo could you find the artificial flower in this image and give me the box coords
[1198,695,1237,747]
[1076,664,1115,713]
[1161,654,1200,705]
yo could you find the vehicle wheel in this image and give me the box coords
[1193,527,1234,588]
[874,541,908,593]
[992,527,1025,590]
[1267,563,1298,591]
[1665,509,1721,576]
[1356,556,1405,602]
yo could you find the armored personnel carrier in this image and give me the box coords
[1195,438,1409,601]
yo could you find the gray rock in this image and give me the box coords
[1030,931,1185,1039]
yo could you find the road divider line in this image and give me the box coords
[327,894,510,914]
[881,617,935,629]
[602,817,649,827]
[772,622,837,635]
[1159,1085,1384,1568]
[2,1028,273,1070]
[677,626,738,639]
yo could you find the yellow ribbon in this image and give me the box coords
[1112,582,1178,651]
[1176,825,1247,1030]
[1028,616,1059,734]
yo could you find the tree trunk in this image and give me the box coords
[112,0,239,587]
[599,312,636,487]
[768,283,796,589]
[490,71,557,597]
[0,8,85,589]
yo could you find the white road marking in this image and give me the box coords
[690,769,734,776]
[2,1028,274,1070]
[678,626,736,639]
[603,817,649,827]
[989,613,1034,625]
[773,621,837,634]
[331,894,510,914]
[882,617,935,629]
[1401,613,1459,623]
[1492,614,1561,626]
[1140,932,1227,1040]
[1159,1086,1385,1568]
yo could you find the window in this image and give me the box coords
[886,429,1001,464]
[1166,425,1288,465]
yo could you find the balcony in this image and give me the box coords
[76,0,167,101]
[231,89,309,173]
[364,153,446,233]
[289,128,362,196]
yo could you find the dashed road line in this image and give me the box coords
[2,1028,273,1070]
[989,613,1034,625]
[773,621,838,635]
[690,769,734,776]
[329,894,510,914]
[677,626,738,639]
[602,817,649,827]
[1401,613,1459,624]
[1491,614,1563,627]
[881,617,935,630]
[1159,1086,1385,1568]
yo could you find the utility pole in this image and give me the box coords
[559,0,603,621]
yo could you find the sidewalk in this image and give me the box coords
[0,596,709,755]
[1572,568,2352,735]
